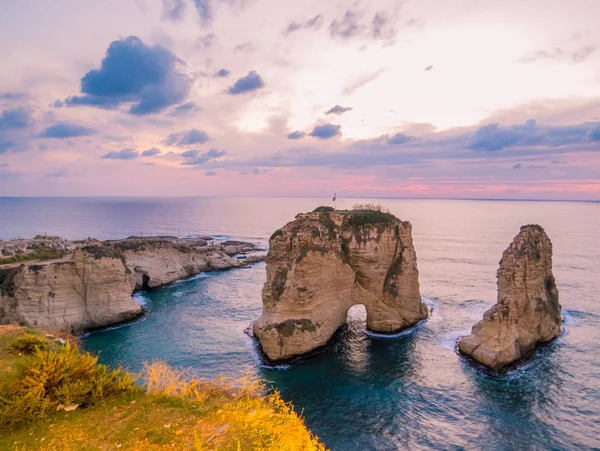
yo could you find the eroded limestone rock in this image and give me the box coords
[0,245,141,333]
[112,238,243,290]
[458,224,561,371]
[253,209,428,361]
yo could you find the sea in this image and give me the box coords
[1,197,599,450]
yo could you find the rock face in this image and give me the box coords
[112,238,243,290]
[253,209,428,361]
[0,245,141,333]
[458,225,561,371]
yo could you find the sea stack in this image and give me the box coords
[458,225,561,371]
[253,206,428,361]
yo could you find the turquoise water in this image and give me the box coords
[2,197,599,449]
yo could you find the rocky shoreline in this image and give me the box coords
[0,235,265,334]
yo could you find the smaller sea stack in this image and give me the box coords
[458,225,561,371]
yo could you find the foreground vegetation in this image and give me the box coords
[0,248,61,265]
[0,326,326,450]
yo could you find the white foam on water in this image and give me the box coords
[170,272,210,287]
[562,309,578,327]
[132,292,148,306]
[244,325,292,371]
[80,315,148,338]
[439,329,471,351]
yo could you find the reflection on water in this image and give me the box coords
[2,197,599,449]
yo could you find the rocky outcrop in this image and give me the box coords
[112,238,243,290]
[0,235,264,333]
[253,208,428,361]
[0,245,141,333]
[458,225,561,371]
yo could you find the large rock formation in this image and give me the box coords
[253,208,428,361]
[112,238,243,290]
[458,225,561,371]
[0,236,264,333]
[0,245,141,333]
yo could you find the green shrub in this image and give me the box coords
[0,247,60,265]
[0,344,138,425]
[312,206,334,213]
[9,333,48,354]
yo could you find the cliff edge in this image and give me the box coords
[0,245,141,333]
[458,225,561,371]
[253,207,428,361]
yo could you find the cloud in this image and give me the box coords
[165,129,210,146]
[518,46,597,64]
[227,71,265,95]
[424,65,433,71]
[198,33,216,48]
[38,122,96,139]
[287,131,306,140]
[193,0,213,25]
[162,0,186,22]
[468,120,540,151]
[214,68,230,78]
[205,170,217,176]
[370,11,398,41]
[330,11,362,39]
[467,119,600,151]
[0,107,31,130]
[0,139,17,154]
[0,92,27,101]
[141,147,161,157]
[284,14,323,35]
[573,46,597,63]
[47,169,69,178]
[342,68,386,95]
[101,148,139,160]
[181,148,226,165]
[330,9,400,41]
[513,163,522,170]
[233,42,254,53]
[589,125,600,141]
[64,36,191,115]
[169,102,200,115]
[325,105,353,115]
[387,132,413,145]
[309,123,341,139]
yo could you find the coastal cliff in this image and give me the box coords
[112,238,243,290]
[253,207,428,361]
[458,225,561,371]
[0,245,141,333]
[0,236,264,333]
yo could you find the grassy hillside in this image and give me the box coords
[0,326,326,450]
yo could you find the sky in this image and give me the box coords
[1,0,600,200]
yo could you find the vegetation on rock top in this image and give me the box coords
[0,248,61,265]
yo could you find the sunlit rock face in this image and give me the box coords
[0,245,141,333]
[112,239,242,290]
[459,225,561,371]
[253,208,428,361]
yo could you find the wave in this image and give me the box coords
[80,315,148,338]
[244,325,292,371]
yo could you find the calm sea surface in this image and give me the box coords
[1,197,599,450]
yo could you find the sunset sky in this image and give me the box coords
[1,0,599,199]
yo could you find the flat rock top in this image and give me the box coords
[0,236,263,269]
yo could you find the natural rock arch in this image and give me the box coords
[253,209,428,361]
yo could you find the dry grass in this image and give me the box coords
[0,327,327,450]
